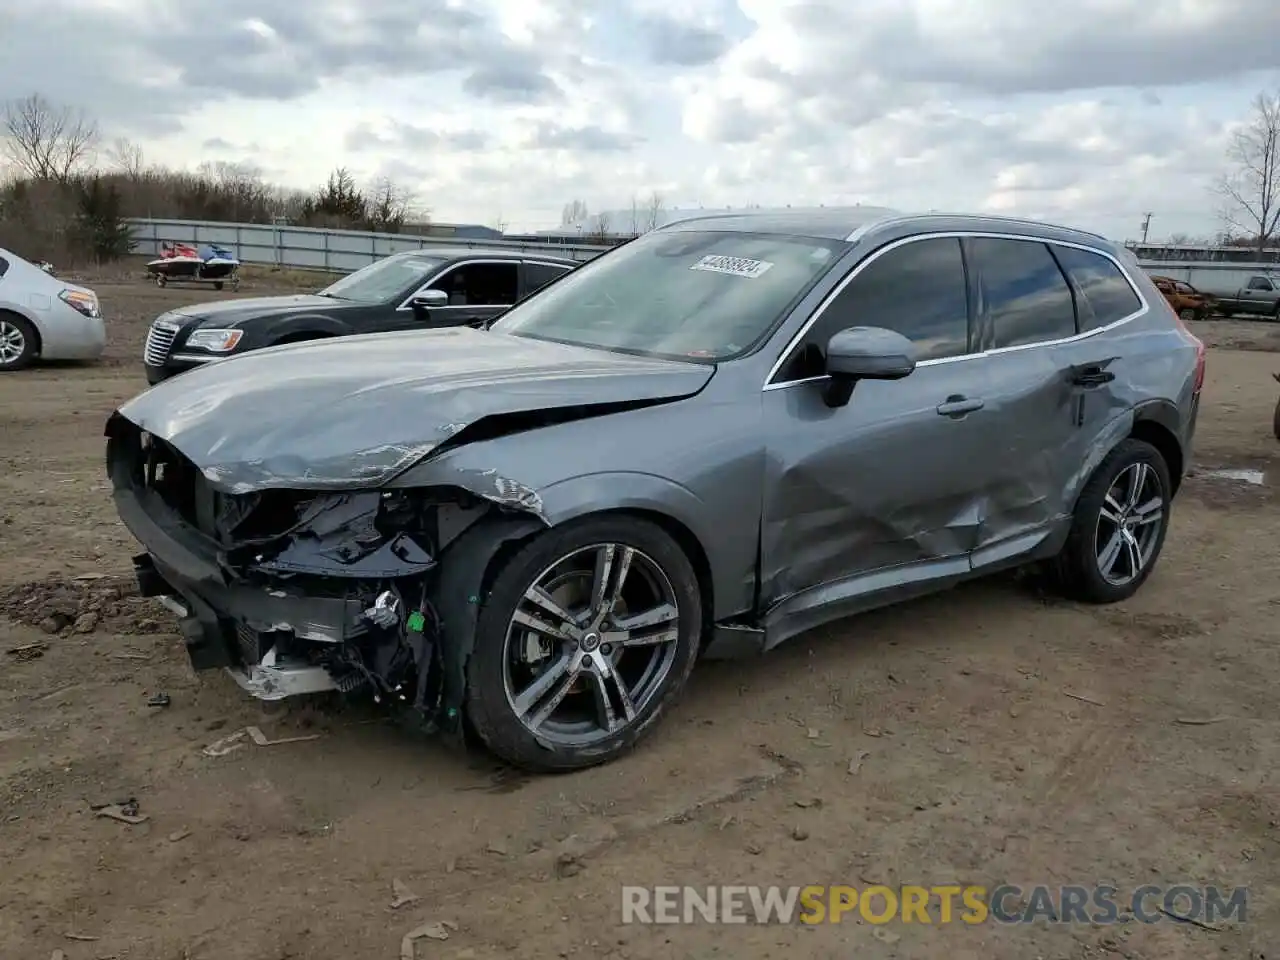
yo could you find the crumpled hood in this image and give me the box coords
[167,294,345,327]
[113,327,714,493]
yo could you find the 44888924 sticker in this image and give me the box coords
[689,254,775,279]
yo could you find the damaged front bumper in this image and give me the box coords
[105,415,505,724]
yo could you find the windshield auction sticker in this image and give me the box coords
[690,254,774,278]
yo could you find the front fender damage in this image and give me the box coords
[110,410,559,736]
[201,469,548,736]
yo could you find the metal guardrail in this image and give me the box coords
[126,218,613,273]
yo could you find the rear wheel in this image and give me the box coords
[1178,307,1197,323]
[466,515,702,772]
[213,281,224,291]
[0,313,38,371]
[1052,439,1172,603]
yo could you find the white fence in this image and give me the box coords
[126,218,612,273]
[126,218,1279,292]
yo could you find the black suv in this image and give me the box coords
[142,248,578,383]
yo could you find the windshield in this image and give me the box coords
[490,230,843,361]
[318,255,444,304]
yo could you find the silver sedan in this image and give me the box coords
[0,248,106,370]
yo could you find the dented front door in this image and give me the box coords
[759,363,999,608]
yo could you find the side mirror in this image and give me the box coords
[823,326,917,408]
[410,289,448,315]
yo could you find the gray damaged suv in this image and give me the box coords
[106,210,1205,772]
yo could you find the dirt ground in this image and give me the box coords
[1,269,1278,960]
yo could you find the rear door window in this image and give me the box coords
[1050,246,1143,331]
[524,261,572,294]
[969,237,1076,348]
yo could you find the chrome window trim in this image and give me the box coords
[394,258,523,312]
[520,259,573,273]
[763,230,1150,392]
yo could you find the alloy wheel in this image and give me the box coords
[0,320,26,366]
[501,543,681,747]
[1094,461,1165,586]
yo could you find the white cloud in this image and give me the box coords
[0,0,1276,236]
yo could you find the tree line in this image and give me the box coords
[0,93,424,264]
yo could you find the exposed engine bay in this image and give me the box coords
[106,415,540,731]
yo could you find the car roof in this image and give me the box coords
[658,208,1117,251]
[386,247,577,264]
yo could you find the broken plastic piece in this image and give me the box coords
[406,610,426,632]
[390,877,420,910]
[96,801,148,825]
[146,693,171,708]
[245,725,322,747]
[365,590,402,629]
[202,729,248,757]
[400,920,456,959]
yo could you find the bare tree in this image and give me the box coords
[1,93,99,182]
[590,210,612,244]
[644,191,665,233]
[561,198,589,226]
[628,196,641,238]
[106,137,146,180]
[1215,88,1280,257]
[366,177,417,231]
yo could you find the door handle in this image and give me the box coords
[936,395,984,418]
[1071,367,1116,387]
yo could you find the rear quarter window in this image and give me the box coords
[0,255,8,279]
[1051,246,1143,331]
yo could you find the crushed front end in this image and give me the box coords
[105,413,496,727]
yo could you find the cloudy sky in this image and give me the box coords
[2,0,1277,238]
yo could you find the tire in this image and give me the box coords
[213,281,224,291]
[0,312,39,371]
[466,515,703,772]
[1052,438,1173,604]
[1178,307,1196,323]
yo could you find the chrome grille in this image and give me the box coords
[143,319,178,366]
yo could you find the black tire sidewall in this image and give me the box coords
[466,515,703,772]
[1059,438,1173,603]
[0,313,38,371]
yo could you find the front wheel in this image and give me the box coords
[466,515,702,772]
[1052,438,1172,603]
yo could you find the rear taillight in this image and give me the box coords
[1170,303,1206,393]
